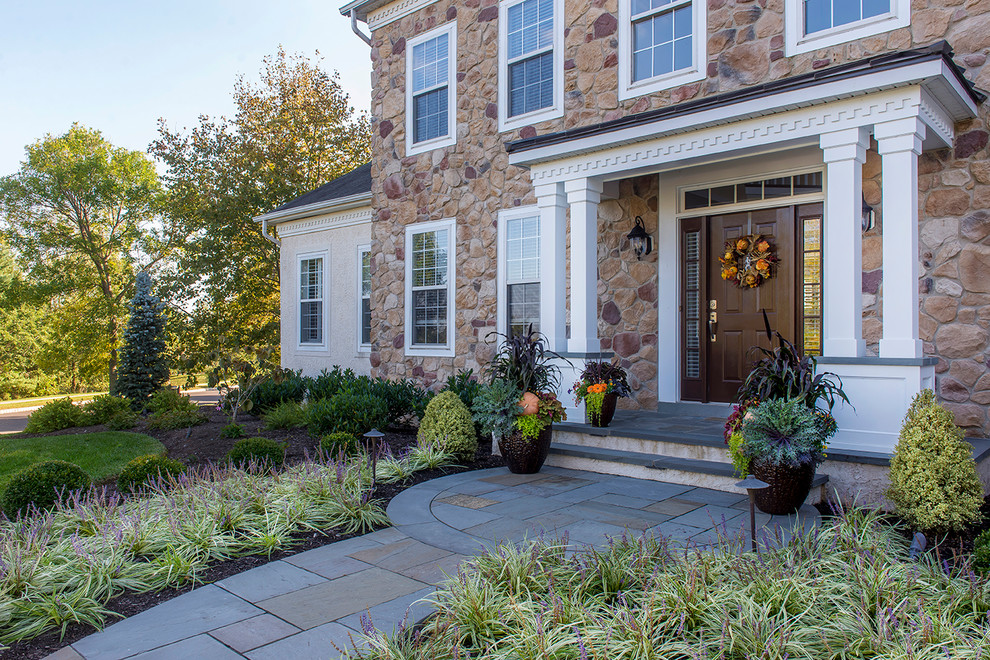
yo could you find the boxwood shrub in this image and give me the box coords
[227,437,285,470]
[117,454,185,492]
[1,461,91,518]
[320,432,361,457]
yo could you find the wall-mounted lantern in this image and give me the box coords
[626,216,653,260]
[862,196,876,233]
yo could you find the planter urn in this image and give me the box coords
[749,458,816,515]
[497,426,553,474]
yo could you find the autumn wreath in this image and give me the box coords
[719,234,778,289]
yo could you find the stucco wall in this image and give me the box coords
[279,217,373,377]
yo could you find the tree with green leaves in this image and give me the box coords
[151,48,371,364]
[114,272,169,403]
[0,124,171,389]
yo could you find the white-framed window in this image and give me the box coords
[298,252,327,349]
[497,207,541,339]
[406,23,457,156]
[784,0,908,56]
[618,0,705,101]
[404,219,455,356]
[498,0,563,132]
[357,245,372,352]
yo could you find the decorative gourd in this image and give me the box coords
[519,391,540,416]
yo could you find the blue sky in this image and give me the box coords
[0,0,372,176]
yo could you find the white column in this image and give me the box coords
[564,177,603,354]
[820,127,869,358]
[875,117,926,359]
[535,182,568,352]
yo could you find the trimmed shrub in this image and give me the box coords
[306,366,358,402]
[146,388,206,430]
[24,398,84,433]
[221,423,245,439]
[227,437,285,470]
[366,378,432,426]
[117,454,185,492]
[887,389,984,533]
[1,460,91,518]
[306,393,389,438]
[417,391,477,462]
[974,529,990,576]
[263,401,306,429]
[249,370,308,414]
[113,272,169,403]
[320,432,361,457]
[81,394,133,425]
[106,410,140,430]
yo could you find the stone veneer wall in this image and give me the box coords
[365,0,990,430]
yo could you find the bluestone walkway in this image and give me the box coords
[50,466,818,660]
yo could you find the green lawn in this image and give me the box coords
[0,432,165,489]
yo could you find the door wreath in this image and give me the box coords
[719,234,778,289]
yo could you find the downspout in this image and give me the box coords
[351,10,372,46]
[261,217,279,245]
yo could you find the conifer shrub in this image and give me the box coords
[320,432,361,457]
[417,390,477,462]
[24,398,85,433]
[227,437,285,470]
[1,461,91,518]
[81,394,133,425]
[305,393,389,437]
[117,454,185,492]
[887,389,984,533]
[113,272,169,404]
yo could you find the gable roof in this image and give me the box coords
[270,162,372,213]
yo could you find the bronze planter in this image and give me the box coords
[750,457,815,515]
[587,392,619,428]
[497,425,553,474]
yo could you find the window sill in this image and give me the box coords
[785,12,909,56]
[499,105,563,133]
[618,68,704,102]
[406,134,456,157]
[404,345,455,358]
[296,343,328,352]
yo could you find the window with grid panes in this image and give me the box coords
[801,214,824,355]
[411,32,450,144]
[411,229,450,346]
[505,215,540,337]
[631,0,694,83]
[506,0,555,117]
[299,257,323,344]
[803,0,889,34]
[359,248,372,347]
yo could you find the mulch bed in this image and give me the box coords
[2,406,504,660]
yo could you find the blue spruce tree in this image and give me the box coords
[113,272,169,402]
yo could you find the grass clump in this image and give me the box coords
[116,454,185,492]
[417,391,477,462]
[887,389,984,533]
[24,398,85,433]
[320,432,360,457]
[227,437,285,470]
[262,401,306,430]
[1,461,91,518]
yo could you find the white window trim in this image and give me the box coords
[406,22,458,157]
[357,244,372,354]
[297,250,328,351]
[784,0,909,56]
[618,0,706,102]
[404,218,456,357]
[498,0,564,132]
[496,206,541,339]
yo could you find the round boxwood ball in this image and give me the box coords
[227,437,286,471]
[1,460,91,519]
[117,454,186,492]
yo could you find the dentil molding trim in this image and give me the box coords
[278,208,373,237]
[368,0,439,30]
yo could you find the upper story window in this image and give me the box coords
[404,219,455,356]
[358,246,372,350]
[406,24,457,156]
[498,0,563,131]
[784,0,908,55]
[299,253,326,348]
[619,0,705,101]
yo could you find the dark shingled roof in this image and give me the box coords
[271,163,372,213]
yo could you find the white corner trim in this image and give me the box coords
[277,206,373,237]
[784,0,910,57]
[497,0,565,133]
[366,0,440,29]
[406,22,458,157]
[404,218,457,358]
[617,0,706,102]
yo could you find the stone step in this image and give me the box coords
[546,443,829,504]
[553,423,733,464]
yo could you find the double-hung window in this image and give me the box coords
[499,0,562,131]
[358,246,372,350]
[784,0,908,55]
[619,0,704,100]
[504,214,541,338]
[299,254,325,347]
[407,24,456,155]
[405,220,455,356]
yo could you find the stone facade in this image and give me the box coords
[363,0,990,433]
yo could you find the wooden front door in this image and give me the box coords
[681,207,798,403]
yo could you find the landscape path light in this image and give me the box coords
[363,428,385,488]
[735,475,769,553]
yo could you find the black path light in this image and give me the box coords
[735,475,770,553]
[363,428,385,488]
[626,215,653,260]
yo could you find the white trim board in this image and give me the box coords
[277,207,373,237]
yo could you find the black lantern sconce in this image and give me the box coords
[862,196,876,233]
[626,216,653,260]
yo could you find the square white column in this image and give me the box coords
[535,182,568,352]
[875,117,926,359]
[820,127,869,358]
[564,177,604,354]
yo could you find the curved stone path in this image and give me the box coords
[49,467,818,660]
